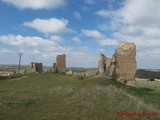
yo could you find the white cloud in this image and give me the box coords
[66,46,97,68]
[85,0,116,5]
[97,49,105,53]
[98,38,119,46]
[81,29,118,46]
[95,10,116,18]
[96,0,160,68]
[0,34,56,47]
[0,48,14,55]
[73,11,81,20]
[72,37,83,45]
[32,49,40,54]
[142,27,160,38]
[0,34,98,67]
[50,35,63,42]
[118,0,160,26]
[82,29,104,39]
[23,18,71,34]
[1,0,66,10]
[96,0,160,27]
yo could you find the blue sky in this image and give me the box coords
[0,0,160,69]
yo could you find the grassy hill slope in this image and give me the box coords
[0,73,160,120]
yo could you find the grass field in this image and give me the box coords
[0,73,160,120]
[136,79,160,91]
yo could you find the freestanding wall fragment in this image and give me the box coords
[105,54,116,79]
[98,53,107,74]
[56,54,66,73]
[97,42,137,85]
[52,62,57,72]
[114,42,136,85]
[97,53,116,78]
[30,62,43,73]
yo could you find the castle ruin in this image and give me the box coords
[98,42,137,85]
[52,54,66,73]
[98,53,107,74]
[30,62,43,73]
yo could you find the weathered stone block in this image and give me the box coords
[54,54,66,73]
[98,53,107,74]
[30,62,43,73]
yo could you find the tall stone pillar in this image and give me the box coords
[56,54,66,73]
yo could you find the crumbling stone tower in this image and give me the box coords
[55,54,66,73]
[98,53,107,74]
[97,42,137,85]
[30,62,43,73]
[114,42,136,85]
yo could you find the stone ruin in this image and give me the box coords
[30,62,43,73]
[52,54,66,73]
[97,42,137,85]
[66,70,86,79]
[98,53,107,74]
[52,62,57,72]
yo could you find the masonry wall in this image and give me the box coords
[56,54,66,73]
[97,42,137,85]
[98,53,107,74]
[114,42,136,85]
[30,62,43,73]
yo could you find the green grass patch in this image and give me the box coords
[99,79,160,108]
[0,73,160,120]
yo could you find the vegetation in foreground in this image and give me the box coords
[0,73,160,120]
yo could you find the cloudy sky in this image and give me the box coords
[0,0,160,68]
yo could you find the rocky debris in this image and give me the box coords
[30,62,43,73]
[53,54,66,73]
[66,70,86,79]
[72,71,86,80]
[44,69,52,73]
[66,70,73,75]
[97,42,136,85]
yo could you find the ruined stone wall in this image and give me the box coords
[30,62,43,73]
[30,62,36,73]
[105,55,116,79]
[114,42,136,85]
[97,42,137,85]
[98,53,107,74]
[52,62,57,72]
[56,54,66,73]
